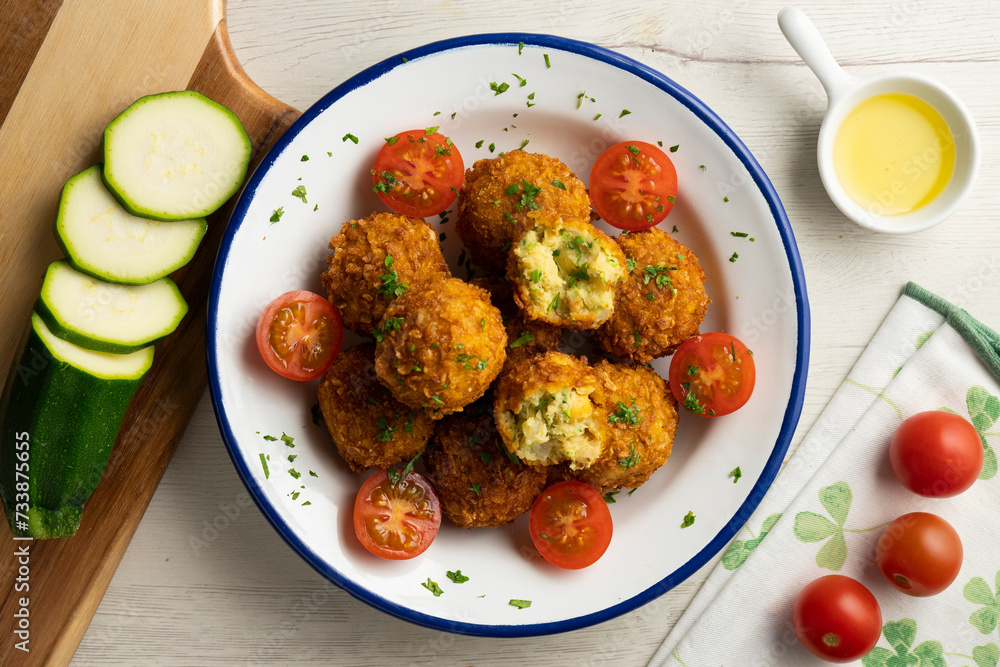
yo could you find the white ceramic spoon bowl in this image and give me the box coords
[779,6,979,234]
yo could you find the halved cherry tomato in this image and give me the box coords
[589,140,677,231]
[255,290,343,381]
[668,332,755,416]
[354,470,441,560]
[890,411,983,497]
[876,512,963,597]
[528,481,612,570]
[371,129,464,217]
[793,575,882,663]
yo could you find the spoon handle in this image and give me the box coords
[778,6,855,101]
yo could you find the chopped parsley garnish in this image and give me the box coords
[490,81,510,95]
[723,196,730,202]
[681,511,696,528]
[687,365,699,377]
[375,418,396,442]
[480,450,492,464]
[475,139,484,148]
[633,326,642,346]
[731,231,749,238]
[422,579,443,597]
[269,207,284,224]
[403,412,415,437]
[301,155,309,162]
[604,490,620,504]
[425,125,439,135]
[291,185,308,203]
[385,136,400,146]
[378,254,409,298]
[387,450,423,486]
[447,570,470,584]
[530,268,542,283]
[468,483,481,495]
[543,53,551,68]
[371,170,397,194]
[372,316,404,342]
[547,294,560,314]
[430,395,444,405]
[730,466,742,483]
[519,139,530,151]
[627,144,640,157]
[593,113,602,120]
[729,252,739,262]
[643,264,677,295]
[680,383,706,414]
[509,331,535,348]
[281,433,295,448]
[670,144,679,152]
[672,225,679,233]
[512,73,526,86]
[626,257,636,273]
[291,490,299,500]
[619,109,631,118]
[288,454,297,462]
[506,179,542,211]
[435,145,451,157]
[259,453,269,479]
[567,264,590,287]
[608,400,642,427]
[262,434,278,442]
[518,41,524,55]
[289,468,301,479]
[619,442,641,469]
[509,599,532,609]
[342,133,359,144]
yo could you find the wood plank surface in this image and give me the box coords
[72,1,1000,665]
[0,1,297,664]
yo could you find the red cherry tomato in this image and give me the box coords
[371,129,464,217]
[890,411,983,497]
[255,290,343,381]
[793,575,882,663]
[588,140,677,231]
[528,481,612,570]
[668,332,756,417]
[876,512,963,597]
[353,470,442,560]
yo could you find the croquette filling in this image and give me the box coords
[503,388,602,469]
[515,227,621,320]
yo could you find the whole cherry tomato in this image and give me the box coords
[876,512,963,597]
[890,410,983,497]
[793,575,882,663]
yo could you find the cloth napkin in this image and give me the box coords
[650,283,1000,667]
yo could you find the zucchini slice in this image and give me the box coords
[56,165,207,285]
[102,91,251,221]
[36,260,188,354]
[0,314,152,538]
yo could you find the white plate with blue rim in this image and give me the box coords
[208,33,809,636]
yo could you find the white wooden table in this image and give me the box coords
[70,1,1000,664]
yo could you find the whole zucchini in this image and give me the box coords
[0,313,152,538]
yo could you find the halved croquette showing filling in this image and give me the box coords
[494,351,608,470]
[508,213,626,329]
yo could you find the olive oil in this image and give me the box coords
[833,92,955,215]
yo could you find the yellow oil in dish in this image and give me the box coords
[833,92,955,215]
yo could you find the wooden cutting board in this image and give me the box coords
[0,1,299,664]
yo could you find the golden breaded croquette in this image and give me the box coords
[321,211,450,335]
[374,278,506,418]
[571,360,678,492]
[594,227,709,362]
[457,152,591,273]
[493,351,608,470]
[470,276,562,371]
[425,400,550,528]
[507,211,627,330]
[317,344,434,472]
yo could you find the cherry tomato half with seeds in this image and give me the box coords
[876,512,963,597]
[371,129,464,218]
[588,140,677,231]
[353,470,442,560]
[890,410,983,497]
[793,575,882,663]
[528,481,612,570]
[255,290,343,381]
[668,332,755,417]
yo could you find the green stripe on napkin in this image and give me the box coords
[904,281,1000,380]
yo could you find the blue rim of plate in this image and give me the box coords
[208,32,811,638]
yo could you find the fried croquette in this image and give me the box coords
[507,211,627,329]
[494,351,608,470]
[317,344,434,472]
[594,227,709,362]
[470,276,562,371]
[374,278,506,418]
[321,211,451,335]
[425,401,550,528]
[571,360,678,492]
[457,152,591,273]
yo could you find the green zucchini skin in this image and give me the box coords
[0,322,146,538]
